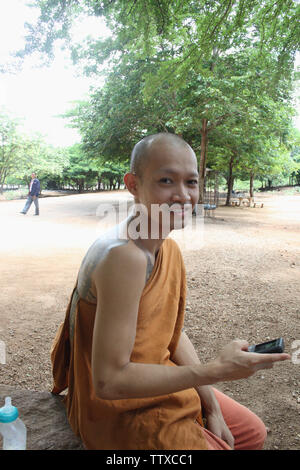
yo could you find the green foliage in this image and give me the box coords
[99,160,130,189]
[63,53,178,163]
[61,143,97,192]
[0,111,28,192]
[0,109,70,192]
[11,0,300,199]
[20,3,297,69]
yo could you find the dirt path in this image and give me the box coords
[0,189,299,450]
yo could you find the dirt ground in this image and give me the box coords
[0,189,299,450]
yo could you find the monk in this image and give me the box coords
[51,133,290,450]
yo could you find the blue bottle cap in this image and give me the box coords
[0,397,19,423]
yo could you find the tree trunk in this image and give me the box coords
[213,171,219,205]
[226,155,235,206]
[249,170,254,197]
[78,179,84,193]
[198,118,208,204]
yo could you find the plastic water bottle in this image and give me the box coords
[0,397,27,450]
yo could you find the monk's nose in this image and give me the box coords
[171,185,192,204]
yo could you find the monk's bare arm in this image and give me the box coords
[91,242,216,399]
[91,244,290,400]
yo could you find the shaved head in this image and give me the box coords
[130,133,195,179]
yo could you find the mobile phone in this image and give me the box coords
[247,338,285,354]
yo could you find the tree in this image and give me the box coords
[289,129,300,185]
[64,53,179,163]
[99,160,129,190]
[62,144,98,192]
[64,44,297,204]
[202,80,297,205]
[20,1,299,202]
[19,1,300,76]
[0,109,71,193]
[0,112,27,193]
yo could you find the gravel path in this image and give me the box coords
[0,189,299,450]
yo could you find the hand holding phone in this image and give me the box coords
[213,338,290,383]
[247,338,285,354]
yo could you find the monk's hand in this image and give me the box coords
[213,339,290,382]
[205,409,235,450]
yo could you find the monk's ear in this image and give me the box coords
[124,172,139,197]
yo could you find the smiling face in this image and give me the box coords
[125,136,199,235]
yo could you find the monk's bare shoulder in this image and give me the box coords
[76,239,107,302]
[93,240,150,294]
[77,238,152,302]
[76,237,127,302]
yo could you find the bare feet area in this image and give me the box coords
[0,189,299,450]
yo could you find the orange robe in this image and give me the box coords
[51,237,208,450]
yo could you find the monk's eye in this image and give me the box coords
[187,180,198,185]
[159,178,173,184]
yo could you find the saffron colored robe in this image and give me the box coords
[51,237,208,450]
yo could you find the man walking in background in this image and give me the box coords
[20,172,40,216]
